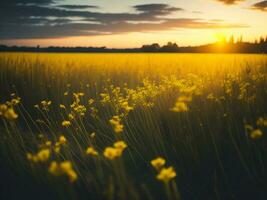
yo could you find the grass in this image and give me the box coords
[0,52,267,200]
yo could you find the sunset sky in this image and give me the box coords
[0,0,266,48]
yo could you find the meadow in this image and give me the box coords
[0,53,267,200]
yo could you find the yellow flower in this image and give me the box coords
[86,147,99,156]
[121,101,134,112]
[250,129,263,139]
[62,120,71,127]
[66,169,78,183]
[36,149,50,162]
[59,135,67,144]
[114,124,123,133]
[90,132,96,138]
[109,116,123,133]
[49,161,77,182]
[27,149,50,163]
[26,153,33,161]
[60,104,66,109]
[11,98,21,105]
[170,101,188,112]
[49,161,61,176]
[60,161,72,171]
[60,161,77,182]
[3,108,18,120]
[113,141,127,156]
[45,141,52,146]
[103,141,127,160]
[114,141,127,150]
[257,117,267,127]
[40,100,52,111]
[156,167,176,183]
[245,124,253,131]
[103,147,119,160]
[151,157,166,170]
[0,104,8,115]
[68,113,74,120]
[177,96,192,102]
[88,99,94,105]
[54,146,60,153]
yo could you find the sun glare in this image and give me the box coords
[214,33,227,43]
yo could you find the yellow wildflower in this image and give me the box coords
[121,101,134,112]
[151,157,166,170]
[54,146,60,153]
[170,101,188,112]
[62,120,71,127]
[113,141,127,156]
[49,161,61,176]
[256,117,267,127]
[49,161,77,182]
[11,98,21,105]
[45,141,52,146]
[250,129,263,139]
[114,141,127,150]
[0,104,8,115]
[109,116,123,133]
[3,108,18,120]
[59,135,67,144]
[68,113,74,120]
[36,149,50,162]
[88,99,94,105]
[60,104,66,109]
[90,132,96,138]
[40,100,52,111]
[60,161,77,182]
[86,147,99,156]
[103,147,119,160]
[26,153,33,161]
[156,167,177,183]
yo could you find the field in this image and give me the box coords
[0,53,267,200]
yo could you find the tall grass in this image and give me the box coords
[0,53,267,200]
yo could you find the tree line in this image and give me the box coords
[1,36,267,53]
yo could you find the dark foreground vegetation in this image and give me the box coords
[0,53,267,200]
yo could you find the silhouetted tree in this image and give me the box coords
[229,35,234,44]
[161,42,179,52]
[141,43,160,52]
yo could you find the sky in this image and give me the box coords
[0,0,266,48]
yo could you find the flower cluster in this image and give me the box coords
[103,141,127,160]
[151,157,176,183]
[49,161,77,182]
[27,149,50,163]
[109,115,124,133]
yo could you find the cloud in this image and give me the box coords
[134,4,184,14]
[251,1,267,11]
[215,0,244,5]
[0,1,248,40]
[3,0,55,5]
[57,5,99,10]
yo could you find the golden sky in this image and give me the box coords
[0,0,266,48]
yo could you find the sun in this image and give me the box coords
[214,33,227,43]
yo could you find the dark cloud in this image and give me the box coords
[134,4,183,14]
[251,1,267,11]
[57,5,99,10]
[215,0,244,5]
[3,0,55,5]
[0,1,247,40]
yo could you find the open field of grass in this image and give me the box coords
[0,53,267,200]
